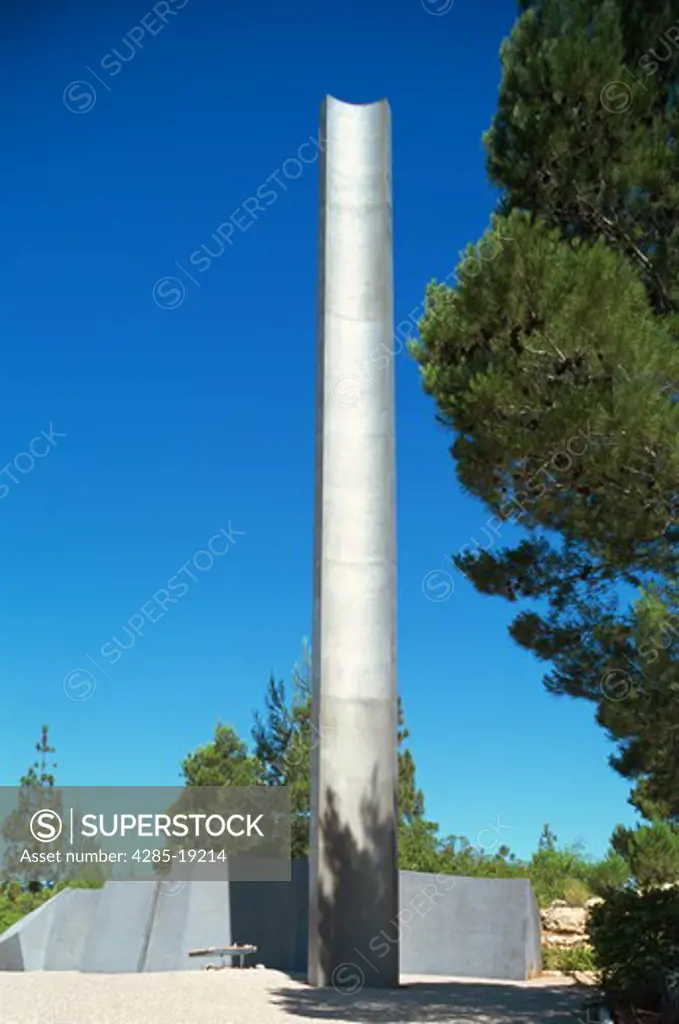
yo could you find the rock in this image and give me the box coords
[540,898,604,958]
[572,970,598,986]
[541,931,589,948]
[541,904,588,934]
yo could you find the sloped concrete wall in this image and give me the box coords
[0,888,69,971]
[143,882,193,972]
[44,889,103,970]
[144,881,232,972]
[80,881,158,973]
[0,867,542,980]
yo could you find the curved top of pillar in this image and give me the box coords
[320,95,392,177]
[323,95,389,110]
[322,95,390,132]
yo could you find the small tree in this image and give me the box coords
[539,823,558,852]
[1,726,64,891]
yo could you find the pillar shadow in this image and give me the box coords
[270,978,591,1023]
[313,776,399,989]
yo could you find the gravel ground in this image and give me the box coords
[2,969,591,1024]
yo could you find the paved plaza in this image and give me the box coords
[2,968,592,1024]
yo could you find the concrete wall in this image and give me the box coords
[230,858,308,972]
[398,872,542,981]
[0,865,542,980]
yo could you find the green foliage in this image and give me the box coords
[0,884,53,934]
[411,0,679,821]
[563,878,593,907]
[251,646,315,859]
[398,819,445,874]
[528,840,593,907]
[589,888,679,1019]
[180,724,260,787]
[470,825,631,907]
[611,821,679,890]
[542,944,598,973]
[0,873,106,935]
[53,875,105,891]
[397,702,426,825]
[587,850,632,896]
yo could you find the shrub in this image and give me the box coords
[543,944,598,973]
[0,885,52,934]
[589,888,679,1022]
[529,846,592,906]
[0,874,105,936]
[563,877,593,906]
[586,851,631,897]
[54,873,106,892]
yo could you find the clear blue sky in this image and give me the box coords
[0,0,638,860]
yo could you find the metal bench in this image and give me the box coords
[188,944,258,970]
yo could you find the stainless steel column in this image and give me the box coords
[308,95,398,989]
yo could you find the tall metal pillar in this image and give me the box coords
[308,95,399,990]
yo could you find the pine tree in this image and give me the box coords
[251,642,314,858]
[1,726,64,890]
[251,641,429,857]
[412,0,679,820]
[539,824,558,852]
[611,821,679,889]
[180,724,260,787]
[181,641,434,861]
[398,700,425,824]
